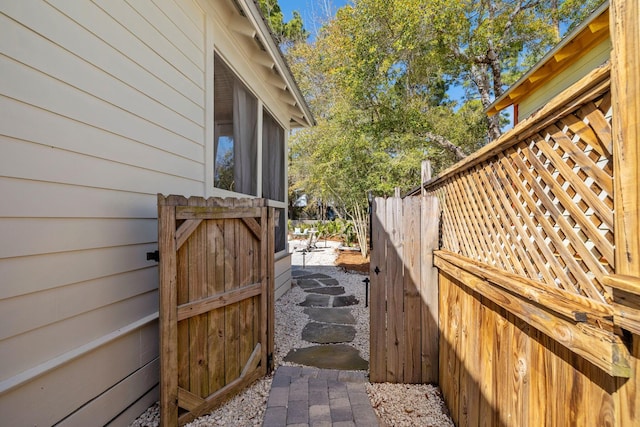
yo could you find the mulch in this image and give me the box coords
[335,249,370,274]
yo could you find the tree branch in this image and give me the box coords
[422,131,468,160]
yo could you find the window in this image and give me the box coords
[214,54,257,195]
[262,110,285,202]
[263,110,287,252]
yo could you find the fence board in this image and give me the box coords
[403,197,421,383]
[421,196,439,383]
[369,198,387,382]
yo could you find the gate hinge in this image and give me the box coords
[146,250,160,262]
[267,352,274,370]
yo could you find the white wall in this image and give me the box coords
[0,0,298,425]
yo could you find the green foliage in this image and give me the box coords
[284,0,601,257]
[289,219,359,248]
[257,0,309,46]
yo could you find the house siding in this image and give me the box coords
[0,0,207,425]
[1,0,302,423]
[518,37,612,121]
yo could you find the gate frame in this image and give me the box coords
[157,195,275,426]
[369,195,440,384]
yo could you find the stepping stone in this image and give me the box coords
[318,278,340,286]
[284,344,368,370]
[333,295,359,307]
[298,294,330,307]
[302,322,356,344]
[297,279,322,289]
[304,307,356,325]
[300,273,332,279]
[304,286,345,296]
[292,269,309,278]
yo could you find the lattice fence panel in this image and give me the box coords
[431,89,614,304]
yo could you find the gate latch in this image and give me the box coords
[146,250,159,262]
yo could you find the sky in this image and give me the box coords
[275,0,482,122]
[278,0,350,37]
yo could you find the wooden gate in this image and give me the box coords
[369,195,440,384]
[157,195,274,426]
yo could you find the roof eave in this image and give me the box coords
[485,0,610,116]
[243,0,315,128]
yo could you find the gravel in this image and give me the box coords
[130,240,453,426]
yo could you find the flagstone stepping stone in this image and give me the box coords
[297,279,323,289]
[292,269,309,278]
[318,278,340,286]
[299,273,332,279]
[304,286,345,296]
[304,307,356,325]
[333,295,359,307]
[284,344,368,370]
[298,294,330,307]
[302,322,356,344]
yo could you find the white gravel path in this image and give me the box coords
[130,240,453,426]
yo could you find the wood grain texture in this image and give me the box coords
[158,195,272,425]
[611,1,640,425]
[421,196,440,383]
[369,198,387,382]
[435,254,630,377]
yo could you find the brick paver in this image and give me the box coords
[263,367,380,426]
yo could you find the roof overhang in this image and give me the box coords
[236,0,315,128]
[486,1,610,117]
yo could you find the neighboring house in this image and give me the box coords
[0,1,313,425]
[486,1,610,124]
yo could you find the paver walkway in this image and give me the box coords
[262,366,378,427]
[263,268,380,426]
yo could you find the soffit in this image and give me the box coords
[487,2,610,116]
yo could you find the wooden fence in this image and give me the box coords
[417,26,640,427]
[368,3,640,425]
[369,196,440,383]
[157,195,275,426]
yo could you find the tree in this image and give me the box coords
[273,0,604,257]
[423,0,605,140]
[257,0,309,46]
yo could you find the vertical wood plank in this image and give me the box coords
[478,296,495,427]
[238,215,253,372]
[509,314,529,426]
[370,198,387,382]
[265,206,274,373]
[177,237,190,391]
[188,199,208,398]
[386,196,404,381]
[445,274,461,426]
[438,272,452,417]
[403,196,422,383]
[421,160,432,197]
[224,201,239,384]
[158,196,178,427]
[207,218,225,392]
[611,2,640,426]
[421,195,440,383]
[464,288,481,426]
[456,282,470,426]
[529,328,547,427]
[611,0,640,278]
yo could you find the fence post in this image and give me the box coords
[421,160,432,197]
[611,1,640,425]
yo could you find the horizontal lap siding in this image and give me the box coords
[274,254,292,300]
[0,0,206,424]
